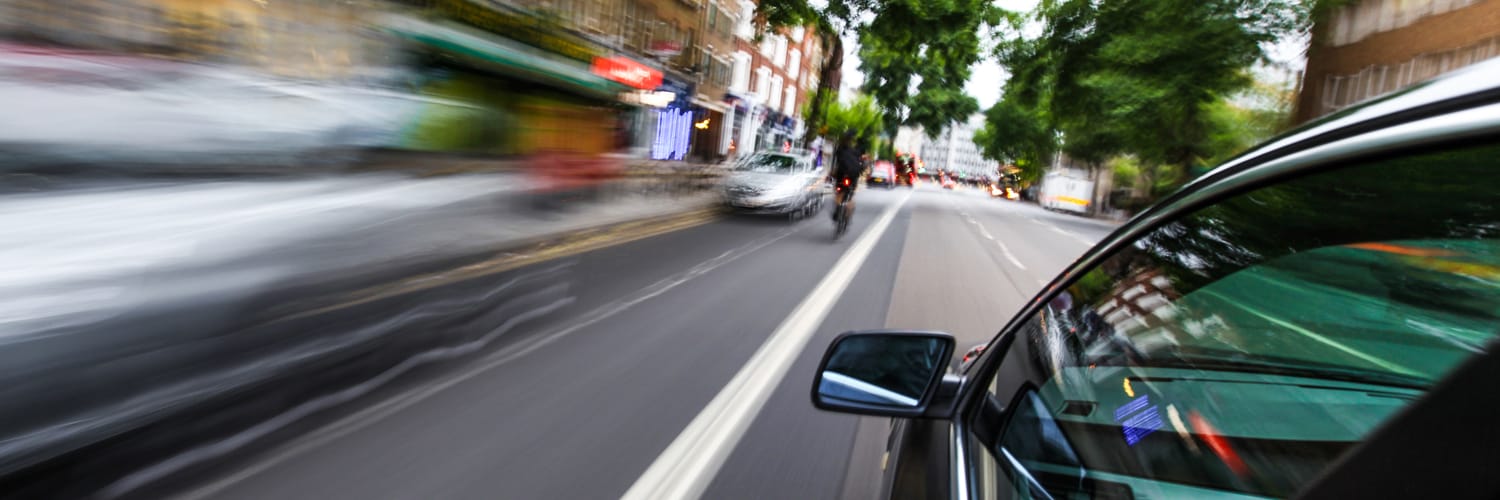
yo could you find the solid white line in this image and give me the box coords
[995,240,1028,270]
[622,192,910,500]
[170,228,796,500]
[1034,218,1094,245]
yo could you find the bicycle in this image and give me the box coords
[833,177,854,240]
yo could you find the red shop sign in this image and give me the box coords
[591,56,662,90]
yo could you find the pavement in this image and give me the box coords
[106,183,1117,500]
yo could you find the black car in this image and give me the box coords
[812,59,1500,499]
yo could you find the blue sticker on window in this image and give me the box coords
[1114,395,1162,446]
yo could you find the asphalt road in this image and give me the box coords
[160,184,1115,500]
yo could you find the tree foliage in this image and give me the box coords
[806,93,885,150]
[757,0,998,137]
[972,94,1054,183]
[990,0,1307,190]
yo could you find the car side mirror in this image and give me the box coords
[812,331,956,418]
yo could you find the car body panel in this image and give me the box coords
[722,152,824,216]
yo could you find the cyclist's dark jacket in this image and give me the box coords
[833,144,864,180]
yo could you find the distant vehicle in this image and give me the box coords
[1039,171,1094,213]
[988,183,1018,200]
[941,177,957,189]
[722,152,824,220]
[895,156,918,187]
[811,58,1500,500]
[867,160,897,189]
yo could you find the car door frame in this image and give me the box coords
[942,77,1500,500]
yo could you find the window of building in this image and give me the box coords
[754,66,771,98]
[718,57,732,87]
[759,34,775,57]
[787,49,800,79]
[769,74,783,110]
[791,26,805,42]
[635,6,655,50]
[783,84,797,115]
[622,1,638,48]
[734,3,755,39]
[731,51,751,92]
[774,35,787,68]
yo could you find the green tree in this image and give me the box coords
[972,93,1055,183]
[994,0,1306,192]
[808,93,886,151]
[758,0,998,138]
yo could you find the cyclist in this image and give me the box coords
[831,131,865,223]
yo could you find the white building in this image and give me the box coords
[892,126,925,158]
[920,114,991,178]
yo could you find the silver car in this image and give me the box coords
[722,152,827,219]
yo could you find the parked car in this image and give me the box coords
[868,160,897,189]
[811,58,1500,499]
[722,152,825,219]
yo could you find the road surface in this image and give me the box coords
[146,184,1116,500]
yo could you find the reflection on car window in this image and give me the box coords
[979,142,1500,498]
[734,154,800,173]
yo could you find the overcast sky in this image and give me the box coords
[839,0,1307,113]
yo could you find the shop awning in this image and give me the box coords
[375,14,624,100]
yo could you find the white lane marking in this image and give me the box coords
[995,239,1028,270]
[962,212,1025,270]
[170,228,797,500]
[1032,217,1095,245]
[622,192,911,500]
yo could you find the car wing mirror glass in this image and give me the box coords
[812,331,954,418]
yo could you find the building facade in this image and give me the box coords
[892,125,925,159]
[0,0,400,81]
[920,115,991,179]
[1296,0,1500,123]
[727,8,825,157]
[0,0,830,163]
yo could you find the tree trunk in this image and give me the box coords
[803,32,843,147]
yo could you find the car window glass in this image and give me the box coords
[735,154,800,173]
[972,141,1500,499]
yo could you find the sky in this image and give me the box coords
[839,0,1308,113]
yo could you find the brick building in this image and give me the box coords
[1296,0,1500,123]
[726,5,826,156]
[0,0,831,162]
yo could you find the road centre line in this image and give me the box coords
[622,192,912,500]
[171,226,797,500]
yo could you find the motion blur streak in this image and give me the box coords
[100,282,575,498]
[0,0,1121,498]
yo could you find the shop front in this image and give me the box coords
[649,76,697,161]
[373,4,628,158]
[689,98,728,163]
